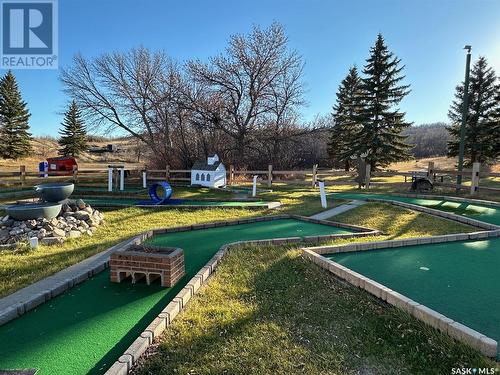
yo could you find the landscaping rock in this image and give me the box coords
[75,211,91,221]
[2,219,14,227]
[68,230,81,238]
[9,228,24,236]
[76,199,86,210]
[0,201,103,246]
[0,229,9,240]
[53,228,66,237]
[40,236,64,245]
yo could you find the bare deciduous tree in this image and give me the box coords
[187,22,305,166]
[60,47,190,165]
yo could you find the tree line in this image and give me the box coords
[0,70,88,160]
[60,23,321,169]
[328,39,500,169]
[2,23,499,168]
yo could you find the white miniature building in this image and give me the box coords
[190,154,226,188]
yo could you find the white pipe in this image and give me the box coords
[119,168,125,191]
[108,167,113,192]
[252,175,258,197]
[319,180,327,208]
[142,171,147,188]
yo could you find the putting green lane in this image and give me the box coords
[331,192,500,226]
[328,238,500,358]
[81,197,271,207]
[0,219,354,374]
[328,192,500,358]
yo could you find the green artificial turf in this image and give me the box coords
[327,238,500,358]
[331,192,500,226]
[0,219,354,375]
[74,186,147,193]
[80,197,271,207]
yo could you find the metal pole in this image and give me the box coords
[457,45,472,189]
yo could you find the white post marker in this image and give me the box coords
[142,171,147,188]
[470,162,480,195]
[44,164,48,178]
[119,168,125,191]
[252,175,258,197]
[29,237,38,249]
[319,180,327,208]
[365,163,371,189]
[108,166,113,192]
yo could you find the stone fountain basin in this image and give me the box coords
[6,202,62,221]
[35,182,74,202]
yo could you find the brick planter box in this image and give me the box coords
[110,245,185,287]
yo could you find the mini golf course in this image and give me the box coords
[326,192,500,358]
[0,219,355,374]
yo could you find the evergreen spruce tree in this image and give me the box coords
[58,101,87,157]
[355,34,412,169]
[447,56,500,165]
[494,90,500,158]
[328,66,363,170]
[0,71,33,159]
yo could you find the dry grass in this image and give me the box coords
[389,156,500,173]
[134,206,493,375]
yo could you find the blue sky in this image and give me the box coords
[2,0,500,135]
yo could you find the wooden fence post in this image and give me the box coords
[427,161,435,181]
[20,165,26,186]
[365,164,371,189]
[470,162,480,195]
[312,164,318,187]
[72,165,78,183]
[267,164,273,188]
[165,164,170,180]
[229,165,234,185]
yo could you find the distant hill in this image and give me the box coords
[0,135,144,171]
[404,122,450,158]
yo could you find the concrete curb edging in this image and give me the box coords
[0,236,141,327]
[391,193,500,209]
[105,246,228,375]
[305,228,500,255]
[301,248,498,358]
[364,198,499,230]
[80,200,282,210]
[0,213,375,373]
[0,214,375,328]
[105,214,374,374]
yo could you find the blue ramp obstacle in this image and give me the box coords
[148,182,173,204]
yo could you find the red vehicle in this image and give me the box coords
[46,156,78,176]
